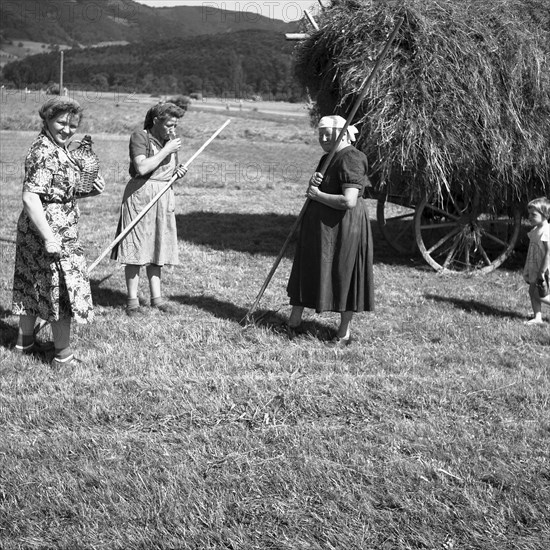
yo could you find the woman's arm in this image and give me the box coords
[307,183,360,210]
[132,138,181,176]
[22,191,58,246]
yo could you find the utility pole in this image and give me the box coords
[59,50,64,95]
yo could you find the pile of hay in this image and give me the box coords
[295,0,550,210]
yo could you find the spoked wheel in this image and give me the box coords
[376,188,417,255]
[414,193,521,273]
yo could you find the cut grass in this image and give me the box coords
[0,91,549,549]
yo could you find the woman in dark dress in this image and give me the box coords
[286,115,374,346]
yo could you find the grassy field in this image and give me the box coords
[0,91,549,549]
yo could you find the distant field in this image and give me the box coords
[0,40,71,69]
[0,90,549,550]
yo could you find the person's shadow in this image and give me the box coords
[425,294,526,320]
[171,293,335,341]
[89,275,127,308]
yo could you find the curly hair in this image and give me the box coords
[39,97,83,122]
[143,102,185,130]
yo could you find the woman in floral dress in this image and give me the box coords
[12,97,105,366]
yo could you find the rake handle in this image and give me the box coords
[87,119,231,275]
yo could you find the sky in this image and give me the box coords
[134,0,320,22]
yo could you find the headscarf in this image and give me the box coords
[318,115,358,142]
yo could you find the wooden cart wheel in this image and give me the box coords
[414,193,521,273]
[376,189,417,255]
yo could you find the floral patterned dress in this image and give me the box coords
[12,131,94,324]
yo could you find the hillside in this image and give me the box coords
[2,30,305,101]
[0,0,300,71]
[0,0,297,45]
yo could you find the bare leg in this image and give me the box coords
[16,314,37,350]
[19,314,36,336]
[125,265,141,300]
[147,264,162,302]
[288,305,304,328]
[337,311,354,339]
[51,317,71,351]
[525,284,544,324]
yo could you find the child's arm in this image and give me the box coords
[540,241,550,277]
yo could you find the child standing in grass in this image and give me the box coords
[523,197,550,325]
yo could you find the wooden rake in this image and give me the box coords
[87,119,231,275]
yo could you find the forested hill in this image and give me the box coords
[0,0,296,45]
[3,30,305,101]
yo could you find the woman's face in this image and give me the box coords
[45,111,80,146]
[318,127,348,152]
[153,116,178,141]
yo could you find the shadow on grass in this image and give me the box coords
[176,212,297,257]
[425,294,526,320]
[0,305,17,350]
[171,293,334,341]
[90,276,126,308]
[176,210,421,268]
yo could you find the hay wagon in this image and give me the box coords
[291,0,549,274]
[368,183,521,273]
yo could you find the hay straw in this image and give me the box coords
[294,0,550,210]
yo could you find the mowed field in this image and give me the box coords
[0,90,549,549]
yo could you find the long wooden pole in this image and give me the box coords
[88,119,231,274]
[243,17,404,322]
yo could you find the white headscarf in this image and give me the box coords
[318,115,358,142]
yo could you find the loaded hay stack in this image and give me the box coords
[294,0,550,213]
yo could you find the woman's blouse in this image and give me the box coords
[24,131,80,203]
[128,129,177,181]
[317,146,369,195]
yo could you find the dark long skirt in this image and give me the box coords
[287,197,374,313]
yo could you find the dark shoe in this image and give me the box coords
[126,306,143,317]
[151,300,176,314]
[15,341,55,355]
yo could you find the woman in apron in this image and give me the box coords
[112,102,186,316]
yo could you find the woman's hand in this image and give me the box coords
[92,174,105,194]
[306,184,321,201]
[163,137,182,154]
[305,172,323,200]
[45,237,62,257]
[174,164,188,179]
[309,172,323,187]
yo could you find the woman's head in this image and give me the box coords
[39,97,83,147]
[317,115,358,153]
[143,102,185,140]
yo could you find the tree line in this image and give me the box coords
[2,30,306,102]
